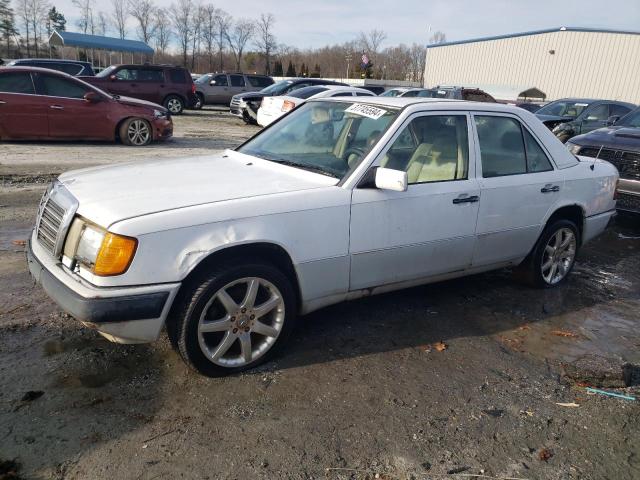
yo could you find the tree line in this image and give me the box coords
[1,0,446,81]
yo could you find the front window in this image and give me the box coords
[96,65,117,78]
[537,100,590,118]
[195,74,213,84]
[237,101,400,179]
[289,86,328,99]
[40,75,90,99]
[617,108,640,128]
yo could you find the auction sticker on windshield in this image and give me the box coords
[345,104,388,120]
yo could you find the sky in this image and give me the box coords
[48,0,640,49]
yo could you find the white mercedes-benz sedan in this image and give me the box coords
[28,98,618,376]
[256,85,375,127]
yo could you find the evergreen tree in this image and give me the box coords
[0,0,18,58]
[285,60,296,77]
[273,60,283,76]
[310,63,321,78]
[46,7,66,36]
[300,62,306,77]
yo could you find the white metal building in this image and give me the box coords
[423,27,640,103]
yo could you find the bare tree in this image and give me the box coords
[128,0,156,44]
[15,0,31,55]
[201,4,218,71]
[254,13,276,75]
[428,31,446,45]
[225,18,253,71]
[153,8,171,55]
[96,10,108,35]
[72,0,93,34]
[27,0,50,56]
[189,2,203,70]
[110,0,128,39]
[357,28,387,55]
[169,0,193,67]
[213,8,231,70]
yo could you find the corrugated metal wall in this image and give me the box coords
[424,31,640,103]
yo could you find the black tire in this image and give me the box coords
[193,92,204,110]
[167,261,297,377]
[163,94,184,115]
[119,118,153,146]
[516,219,580,288]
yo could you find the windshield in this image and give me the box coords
[417,89,438,98]
[259,80,293,95]
[537,100,590,118]
[195,74,212,84]
[95,65,118,78]
[617,108,640,128]
[237,100,399,179]
[380,89,404,97]
[289,86,328,99]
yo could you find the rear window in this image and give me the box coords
[169,69,188,83]
[0,72,35,94]
[139,69,164,82]
[230,75,245,87]
[247,76,273,88]
[289,86,328,99]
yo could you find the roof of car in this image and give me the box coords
[10,58,92,65]
[1,65,74,75]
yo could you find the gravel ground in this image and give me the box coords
[1,109,639,480]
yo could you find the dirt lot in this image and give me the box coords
[1,109,639,480]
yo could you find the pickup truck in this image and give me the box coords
[27,98,618,377]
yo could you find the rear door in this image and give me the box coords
[37,73,112,140]
[246,75,273,92]
[471,113,562,267]
[0,71,48,139]
[228,74,247,100]
[134,67,165,103]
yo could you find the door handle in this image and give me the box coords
[452,195,479,204]
[541,184,560,193]
[50,105,64,110]
[0,100,6,105]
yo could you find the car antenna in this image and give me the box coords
[591,145,603,171]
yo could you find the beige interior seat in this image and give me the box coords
[406,133,458,183]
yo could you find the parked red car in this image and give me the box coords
[0,67,172,146]
[80,64,197,115]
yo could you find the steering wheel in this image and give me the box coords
[343,147,367,165]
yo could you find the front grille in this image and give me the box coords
[617,192,640,213]
[36,197,65,255]
[230,97,241,109]
[579,147,640,180]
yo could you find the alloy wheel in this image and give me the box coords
[127,120,151,146]
[167,98,182,114]
[541,227,576,284]
[197,277,285,367]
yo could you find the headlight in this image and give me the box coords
[69,219,137,276]
[154,109,167,119]
[565,142,581,155]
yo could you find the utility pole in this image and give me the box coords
[345,53,352,80]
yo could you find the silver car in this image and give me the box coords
[194,73,273,108]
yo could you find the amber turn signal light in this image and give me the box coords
[94,233,137,276]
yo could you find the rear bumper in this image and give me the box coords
[583,209,616,244]
[27,235,180,343]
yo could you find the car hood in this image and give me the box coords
[535,114,574,124]
[114,95,163,110]
[58,151,337,228]
[233,92,271,102]
[571,126,640,151]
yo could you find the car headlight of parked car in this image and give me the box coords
[565,142,581,155]
[154,109,168,119]
[63,218,137,276]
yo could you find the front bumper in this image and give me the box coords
[27,235,180,343]
[153,117,173,141]
[617,179,640,214]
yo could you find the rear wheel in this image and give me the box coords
[164,95,184,115]
[119,118,152,146]
[167,262,297,377]
[517,219,579,287]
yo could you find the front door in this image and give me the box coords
[37,73,112,140]
[471,113,562,266]
[349,113,480,290]
[204,74,230,104]
[0,71,48,139]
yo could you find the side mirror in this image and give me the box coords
[83,91,101,103]
[109,74,117,81]
[606,115,620,126]
[375,167,408,192]
[209,80,216,86]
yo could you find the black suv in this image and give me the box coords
[230,78,349,124]
[6,58,95,76]
[81,64,197,114]
[566,106,640,214]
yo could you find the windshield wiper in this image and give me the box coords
[268,159,338,178]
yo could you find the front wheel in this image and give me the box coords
[517,219,579,288]
[119,118,152,146]
[164,95,184,115]
[167,262,297,377]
